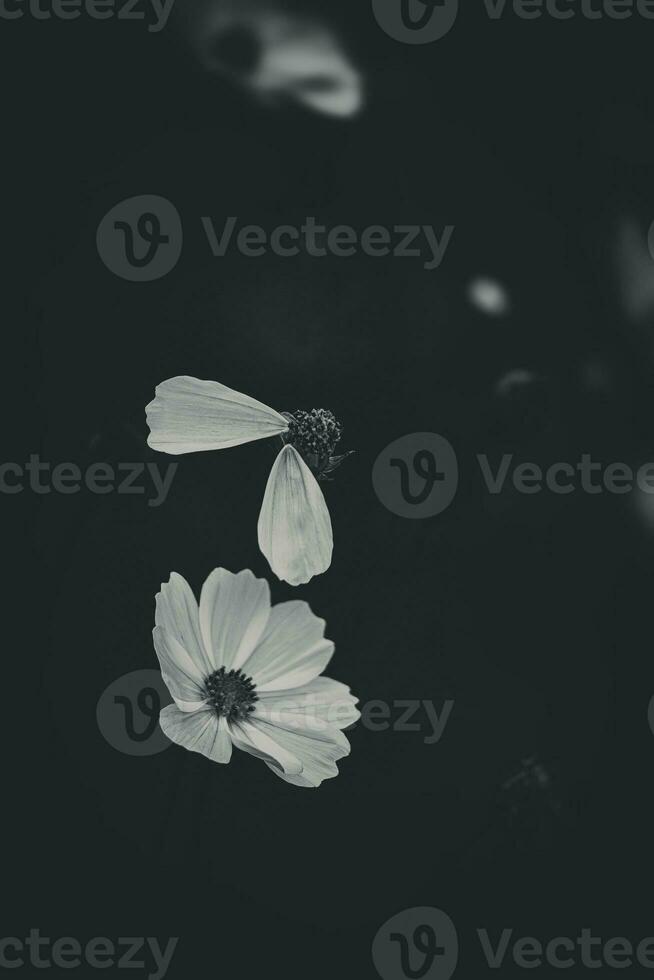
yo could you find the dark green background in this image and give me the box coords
[7,1,654,975]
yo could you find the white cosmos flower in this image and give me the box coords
[146,376,352,587]
[154,568,360,787]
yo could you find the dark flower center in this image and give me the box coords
[204,667,258,721]
[283,408,342,459]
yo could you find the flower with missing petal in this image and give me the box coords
[146,376,353,586]
[154,568,359,787]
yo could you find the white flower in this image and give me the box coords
[146,376,352,587]
[153,568,359,787]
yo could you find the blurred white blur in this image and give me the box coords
[616,217,654,322]
[181,0,364,118]
[467,276,512,316]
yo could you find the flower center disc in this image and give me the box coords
[204,667,258,721]
[283,408,342,459]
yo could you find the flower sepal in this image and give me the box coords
[314,450,356,482]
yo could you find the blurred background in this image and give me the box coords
[6,0,654,975]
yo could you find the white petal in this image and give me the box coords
[248,716,351,788]
[257,445,333,587]
[169,696,209,714]
[242,600,333,692]
[230,719,303,776]
[258,676,360,730]
[152,626,206,709]
[146,376,289,455]
[155,573,213,676]
[160,706,233,764]
[199,568,271,672]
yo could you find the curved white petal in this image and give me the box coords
[257,676,360,730]
[247,716,351,788]
[257,445,333,587]
[230,719,303,776]
[155,573,213,676]
[199,568,271,672]
[170,696,209,714]
[152,625,206,709]
[146,376,289,455]
[242,600,333,692]
[160,706,233,764]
